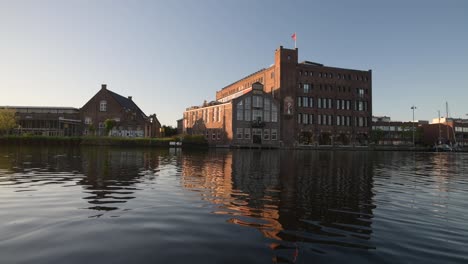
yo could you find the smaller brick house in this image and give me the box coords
[81,84,160,137]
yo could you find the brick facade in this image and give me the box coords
[214,46,372,146]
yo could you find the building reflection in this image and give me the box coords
[0,146,163,213]
[181,149,376,260]
[78,147,163,211]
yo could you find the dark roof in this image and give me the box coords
[299,61,323,66]
[107,90,147,118]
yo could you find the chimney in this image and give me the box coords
[101,84,107,90]
[128,96,132,100]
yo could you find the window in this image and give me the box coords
[303,97,308,107]
[303,84,310,93]
[297,97,302,107]
[212,132,216,140]
[337,116,341,126]
[244,128,251,139]
[328,99,332,109]
[346,100,350,110]
[263,129,270,140]
[297,113,302,124]
[309,97,314,108]
[237,100,243,121]
[253,96,263,108]
[318,98,322,108]
[217,131,221,140]
[308,114,314,124]
[245,97,251,121]
[264,98,271,122]
[271,104,278,122]
[328,115,332,126]
[336,99,340,110]
[84,117,92,125]
[98,122,104,129]
[100,100,107,112]
[302,113,308,124]
[318,114,321,125]
[304,71,308,76]
[236,128,243,139]
[253,109,263,122]
[271,129,278,140]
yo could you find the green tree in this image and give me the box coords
[0,109,17,135]
[104,119,116,136]
[370,129,384,144]
[162,125,178,137]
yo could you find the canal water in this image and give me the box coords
[0,146,467,263]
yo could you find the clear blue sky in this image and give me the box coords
[1,0,467,126]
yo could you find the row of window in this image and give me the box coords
[298,97,365,111]
[299,83,369,95]
[205,130,223,141]
[299,70,370,82]
[298,114,369,127]
[237,96,278,122]
[219,77,264,98]
[185,106,224,126]
[236,128,278,140]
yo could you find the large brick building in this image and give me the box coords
[184,82,280,147]
[185,46,372,147]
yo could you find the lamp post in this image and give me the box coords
[411,106,417,146]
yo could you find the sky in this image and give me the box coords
[1,0,467,126]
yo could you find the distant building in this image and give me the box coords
[183,82,280,147]
[81,84,159,137]
[371,116,427,145]
[3,84,161,138]
[1,106,81,136]
[422,117,468,146]
[211,46,372,146]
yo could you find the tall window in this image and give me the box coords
[302,97,308,107]
[271,104,278,122]
[237,100,244,121]
[245,97,251,121]
[253,96,262,108]
[100,100,107,112]
[303,84,310,93]
[264,98,271,122]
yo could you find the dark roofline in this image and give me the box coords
[107,89,148,118]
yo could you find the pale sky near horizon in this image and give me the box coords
[1,0,467,126]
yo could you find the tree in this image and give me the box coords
[370,129,384,144]
[104,119,116,136]
[0,109,17,135]
[162,125,178,137]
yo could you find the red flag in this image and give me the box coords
[291,33,296,41]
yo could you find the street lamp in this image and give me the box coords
[411,106,417,146]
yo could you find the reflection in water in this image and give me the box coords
[0,146,164,213]
[181,150,376,262]
[1,146,467,264]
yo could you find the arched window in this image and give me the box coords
[100,100,107,112]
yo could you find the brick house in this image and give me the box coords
[81,84,160,137]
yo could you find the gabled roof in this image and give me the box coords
[107,89,147,119]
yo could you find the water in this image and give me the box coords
[0,146,467,264]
